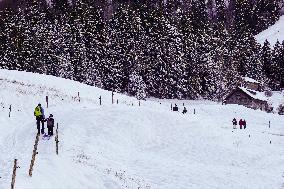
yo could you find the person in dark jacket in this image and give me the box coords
[34,103,45,134]
[46,114,55,136]
[232,118,237,129]
[182,107,187,114]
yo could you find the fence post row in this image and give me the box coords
[29,134,40,177]
[11,159,17,189]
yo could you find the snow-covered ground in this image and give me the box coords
[255,15,284,46]
[0,69,284,189]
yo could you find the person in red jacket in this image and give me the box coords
[239,119,243,129]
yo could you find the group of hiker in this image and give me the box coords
[34,103,55,136]
[172,104,187,114]
[232,118,247,129]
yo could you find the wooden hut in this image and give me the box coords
[224,87,268,110]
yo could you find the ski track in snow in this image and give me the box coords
[0,69,284,189]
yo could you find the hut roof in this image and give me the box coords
[243,77,260,84]
[224,87,268,102]
[238,87,268,102]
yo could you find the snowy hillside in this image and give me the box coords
[1,69,284,189]
[255,15,284,46]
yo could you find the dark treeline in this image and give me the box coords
[0,0,284,100]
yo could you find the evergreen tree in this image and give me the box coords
[261,39,280,89]
[128,70,147,100]
[179,10,200,99]
[272,40,284,88]
[235,0,254,35]
[215,0,227,26]
[191,0,209,34]
[254,0,280,34]
[104,5,140,92]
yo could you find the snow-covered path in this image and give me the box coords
[0,69,284,189]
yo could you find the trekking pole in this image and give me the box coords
[11,159,17,189]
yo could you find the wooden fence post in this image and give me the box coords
[269,121,270,128]
[11,159,17,189]
[99,96,102,105]
[55,123,59,155]
[117,99,118,104]
[46,96,49,108]
[9,105,11,117]
[139,101,140,106]
[78,92,80,102]
[171,103,172,110]
[29,134,40,177]
[194,109,196,114]
[112,92,114,104]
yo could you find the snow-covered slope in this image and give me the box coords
[255,16,284,46]
[1,69,284,189]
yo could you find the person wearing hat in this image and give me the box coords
[46,114,55,136]
[34,103,45,134]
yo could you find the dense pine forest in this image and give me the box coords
[0,0,283,100]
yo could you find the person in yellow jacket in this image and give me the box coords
[34,103,45,134]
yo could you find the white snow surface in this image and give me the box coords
[1,69,284,189]
[255,16,284,46]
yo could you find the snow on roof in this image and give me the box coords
[255,16,284,47]
[236,87,284,110]
[238,87,268,102]
[243,77,260,84]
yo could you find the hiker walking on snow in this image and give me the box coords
[232,118,237,129]
[243,119,247,129]
[46,114,55,136]
[34,103,45,134]
[239,119,243,129]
